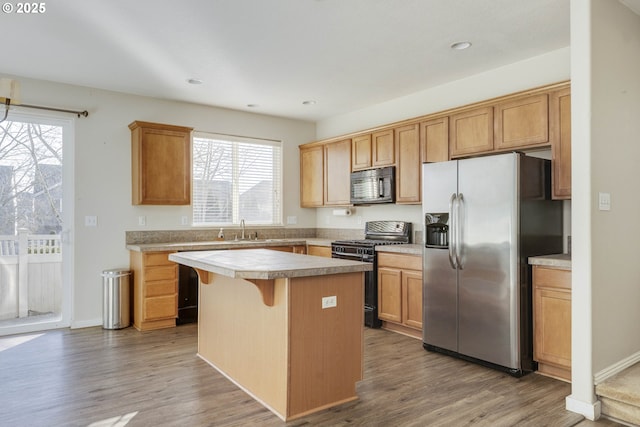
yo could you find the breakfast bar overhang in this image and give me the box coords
[168,248,372,421]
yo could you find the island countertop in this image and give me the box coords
[169,248,372,280]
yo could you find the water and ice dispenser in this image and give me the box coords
[425,213,449,248]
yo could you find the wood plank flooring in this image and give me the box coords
[0,324,623,427]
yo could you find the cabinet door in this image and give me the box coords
[494,94,549,150]
[130,121,192,205]
[372,129,395,167]
[420,117,449,163]
[352,134,372,171]
[324,139,351,205]
[307,245,332,257]
[450,107,494,157]
[550,88,572,199]
[300,145,324,207]
[144,294,178,321]
[402,269,423,330]
[534,287,571,369]
[377,267,402,323]
[395,123,421,204]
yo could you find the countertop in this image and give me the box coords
[169,248,372,280]
[528,253,572,269]
[127,238,333,252]
[376,244,422,256]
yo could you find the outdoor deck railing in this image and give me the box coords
[0,232,62,320]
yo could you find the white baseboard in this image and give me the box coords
[71,318,102,329]
[594,350,640,384]
[566,395,602,421]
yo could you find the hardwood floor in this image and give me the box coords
[0,324,623,427]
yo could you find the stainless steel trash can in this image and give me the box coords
[102,269,131,329]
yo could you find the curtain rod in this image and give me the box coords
[18,103,89,118]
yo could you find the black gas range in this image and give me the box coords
[331,221,412,328]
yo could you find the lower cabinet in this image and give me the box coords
[130,251,178,331]
[307,244,332,258]
[377,252,422,338]
[533,265,572,382]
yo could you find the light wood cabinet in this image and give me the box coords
[352,134,372,171]
[372,129,395,167]
[420,116,449,163]
[377,252,422,338]
[550,88,572,199]
[494,94,549,150]
[130,251,178,331]
[300,145,324,207]
[394,123,421,204]
[449,106,494,157]
[129,121,192,205]
[324,139,351,205]
[351,130,395,171]
[533,265,571,382]
[307,245,332,258]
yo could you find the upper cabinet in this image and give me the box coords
[352,134,372,170]
[352,130,395,171]
[299,81,571,209]
[395,123,421,204]
[494,93,549,150]
[324,139,352,205]
[550,88,572,199]
[300,139,351,208]
[449,106,494,157]
[420,116,449,163]
[372,129,395,167]
[130,121,193,205]
[300,145,324,208]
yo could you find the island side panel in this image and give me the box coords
[198,274,289,418]
[287,272,364,419]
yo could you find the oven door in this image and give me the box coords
[331,249,381,328]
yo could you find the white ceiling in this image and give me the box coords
[2,0,574,122]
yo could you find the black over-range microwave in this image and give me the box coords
[350,166,395,205]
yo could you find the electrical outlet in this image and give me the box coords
[322,295,337,309]
[85,216,98,227]
[181,215,189,225]
[286,215,297,225]
[138,216,146,226]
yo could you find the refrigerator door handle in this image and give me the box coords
[448,193,457,269]
[456,193,464,269]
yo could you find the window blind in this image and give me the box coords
[192,132,282,226]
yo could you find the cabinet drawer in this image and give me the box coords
[143,251,175,267]
[144,265,177,282]
[143,294,178,321]
[145,279,177,297]
[533,266,571,290]
[378,253,422,271]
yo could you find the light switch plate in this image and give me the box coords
[138,216,146,226]
[85,216,98,227]
[599,192,611,211]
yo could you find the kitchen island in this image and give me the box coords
[168,248,372,421]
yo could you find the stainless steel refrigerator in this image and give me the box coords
[421,152,563,376]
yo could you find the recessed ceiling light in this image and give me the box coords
[187,78,203,85]
[450,41,472,50]
[302,100,317,105]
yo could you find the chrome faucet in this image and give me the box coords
[240,219,246,240]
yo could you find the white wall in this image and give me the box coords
[314,48,571,234]
[568,0,640,419]
[589,0,640,374]
[8,76,316,327]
